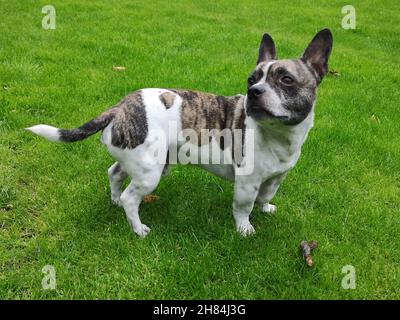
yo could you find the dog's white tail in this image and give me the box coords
[26,125,61,142]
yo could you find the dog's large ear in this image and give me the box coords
[257,33,277,65]
[301,29,333,82]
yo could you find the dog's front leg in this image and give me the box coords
[233,178,261,236]
[256,173,287,214]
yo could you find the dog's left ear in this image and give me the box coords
[301,29,333,82]
[257,33,277,65]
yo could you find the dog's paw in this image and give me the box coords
[262,203,277,214]
[111,194,122,207]
[236,221,255,236]
[133,223,151,238]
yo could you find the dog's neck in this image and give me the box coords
[245,103,315,155]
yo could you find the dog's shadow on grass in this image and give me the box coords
[71,165,275,240]
[131,165,236,236]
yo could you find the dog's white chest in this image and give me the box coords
[256,138,300,180]
[246,113,314,181]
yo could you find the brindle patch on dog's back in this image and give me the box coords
[171,89,244,143]
[171,89,246,163]
[111,90,148,149]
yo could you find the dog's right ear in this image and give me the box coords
[257,33,277,65]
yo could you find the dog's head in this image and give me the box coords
[246,29,333,125]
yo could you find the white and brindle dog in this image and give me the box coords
[27,29,333,238]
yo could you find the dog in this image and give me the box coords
[27,29,333,238]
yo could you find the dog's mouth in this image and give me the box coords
[246,105,289,122]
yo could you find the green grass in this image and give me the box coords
[1,0,400,299]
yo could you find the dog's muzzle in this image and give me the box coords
[247,86,265,98]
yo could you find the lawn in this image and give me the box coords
[1,0,399,299]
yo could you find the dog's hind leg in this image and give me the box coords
[119,163,164,238]
[108,162,128,207]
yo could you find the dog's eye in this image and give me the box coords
[248,77,255,85]
[280,75,294,85]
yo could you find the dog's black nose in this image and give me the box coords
[248,86,265,97]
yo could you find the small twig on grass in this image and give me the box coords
[300,240,318,267]
[143,194,160,203]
